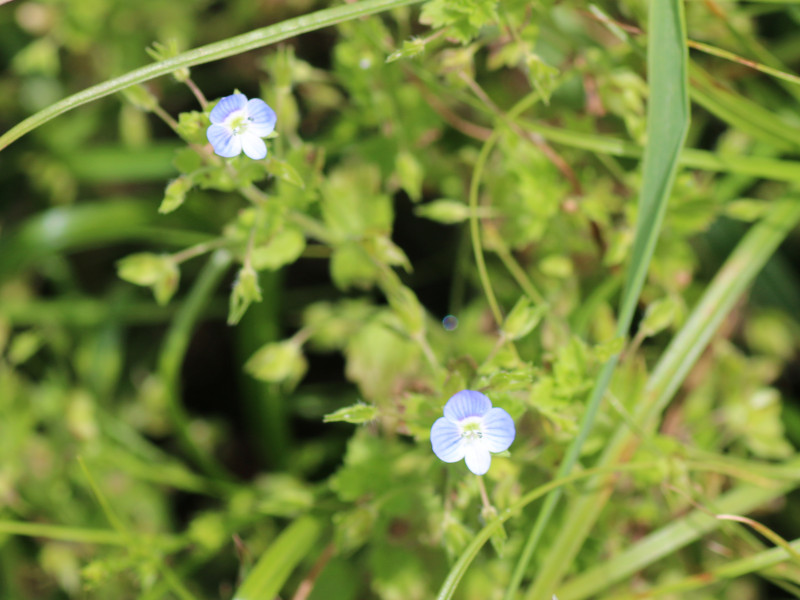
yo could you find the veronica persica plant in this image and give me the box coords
[206,93,277,159]
[430,390,515,475]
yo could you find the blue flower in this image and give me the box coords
[430,390,515,475]
[206,93,276,160]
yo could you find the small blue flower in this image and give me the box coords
[206,93,276,160]
[430,390,515,476]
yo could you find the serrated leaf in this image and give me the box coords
[386,38,426,63]
[420,0,499,44]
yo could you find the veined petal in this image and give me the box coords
[210,93,247,124]
[431,417,465,463]
[207,124,241,157]
[240,133,267,160]
[443,390,491,422]
[481,407,515,452]
[464,444,491,475]
[246,99,277,136]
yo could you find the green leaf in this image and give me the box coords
[116,253,180,305]
[501,297,545,341]
[420,0,498,44]
[146,40,190,82]
[173,147,202,174]
[245,340,307,388]
[538,255,573,279]
[232,517,321,600]
[386,37,427,63]
[264,158,305,189]
[8,330,44,365]
[395,150,424,202]
[228,265,262,326]
[321,164,392,240]
[175,111,208,146]
[724,198,771,222]
[524,54,559,104]
[330,242,379,290]
[639,296,682,337]
[415,199,471,224]
[121,85,158,112]
[383,280,426,337]
[159,175,193,214]
[323,403,378,424]
[250,228,306,271]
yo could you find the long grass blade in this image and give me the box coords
[507,3,691,599]
[232,516,321,600]
[0,0,424,151]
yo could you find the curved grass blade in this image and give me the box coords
[232,516,321,600]
[507,3,691,599]
[0,0,424,151]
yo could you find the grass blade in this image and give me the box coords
[232,516,321,600]
[507,3,691,599]
[0,0,424,151]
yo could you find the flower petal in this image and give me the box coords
[207,124,241,157]
[240,132,267,160]
[443,390,491,422]
[431,417,465,463]
[481,407,515,452]
[209,93,247,124]
[246,98,277,136]
[464,444,491,475]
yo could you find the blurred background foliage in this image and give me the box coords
[1,0,800,598]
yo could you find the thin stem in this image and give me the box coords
[171,238,231,265]
[485,225,547,306]
[468,130,505,328]
[152,104,180,132]
[291,543,336,600]
[185,77,208,108]
[476,476,492,512]
[466,89,543,336]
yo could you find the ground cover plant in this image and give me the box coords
[1,0,800,598]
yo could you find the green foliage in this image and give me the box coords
[2,0,800,599]
[420,0,498,44]
[116,252,180,305]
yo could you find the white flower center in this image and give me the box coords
[226,109,252,136]
[459,417,484,443]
